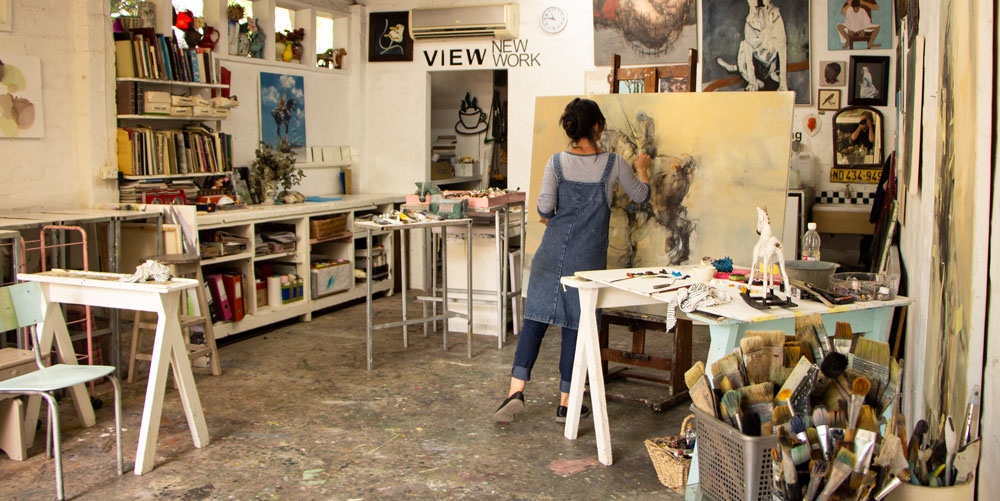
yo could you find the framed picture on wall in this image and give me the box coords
[368,11,413,62]
[820,60,846,86]
[848,55,890,107]
[818,88,841,111]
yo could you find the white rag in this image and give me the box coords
[664,283,732,331]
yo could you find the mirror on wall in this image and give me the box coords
[833,106,883,169]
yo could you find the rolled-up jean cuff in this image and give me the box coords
[511,366,531,382]
[560,379,572,393]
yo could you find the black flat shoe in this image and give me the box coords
[555,404,590,423]
[493,391,525,423]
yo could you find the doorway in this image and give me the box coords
[428,69,508,190]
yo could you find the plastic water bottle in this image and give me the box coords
[801,222,821,261]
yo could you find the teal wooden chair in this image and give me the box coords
[0,282,122,500]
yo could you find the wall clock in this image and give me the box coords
[540,6,567,34]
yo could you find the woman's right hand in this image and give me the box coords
[634,153,652,183]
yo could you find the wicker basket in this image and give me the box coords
[645,414,695,489]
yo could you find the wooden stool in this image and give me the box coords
[128,254,221,383]
[0,348,49,460]
[595,307,692,412]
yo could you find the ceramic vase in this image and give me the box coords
[276,43,286,61]
[291,43,303,62]
[282,42,294,62]
[228,21,240,55]
[236,33,250,56]
[262,182,278,205]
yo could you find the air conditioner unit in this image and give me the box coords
[409,3,519,40]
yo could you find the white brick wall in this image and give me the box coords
[0,0,117,210]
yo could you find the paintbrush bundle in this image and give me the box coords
[757,322,925,500]
[901,406,982,489]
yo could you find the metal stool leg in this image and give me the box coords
[110,375,124,475]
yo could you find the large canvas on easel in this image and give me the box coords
[526,92,794,272]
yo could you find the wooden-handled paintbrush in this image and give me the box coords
[846,377,871,441]
[684,361,717,416]
[818,448,857,501]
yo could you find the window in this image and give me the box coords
[316,15,334,55]
[275,6,294,35]
[172,0,203,18]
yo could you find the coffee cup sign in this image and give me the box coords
[455,92,488,135]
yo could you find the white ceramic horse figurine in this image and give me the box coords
[749,206,790,298]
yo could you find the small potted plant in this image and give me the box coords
[227,3,247,55]
[250,140,303,204]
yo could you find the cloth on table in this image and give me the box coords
[664,283,732,331]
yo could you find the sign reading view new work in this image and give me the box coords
[422,39,541,68]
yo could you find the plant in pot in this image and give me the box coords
[111,0,143,31]
[227,3,248,55]
[250,140,303,204]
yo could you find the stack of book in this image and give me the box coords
[116,124,233,177]
[118,178,204,204]
[114,28,220,84]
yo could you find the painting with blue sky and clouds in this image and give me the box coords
[259,72,306,157]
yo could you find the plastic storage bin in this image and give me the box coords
[690,404,776,501]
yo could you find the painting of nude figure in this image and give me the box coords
[526,92,794,272]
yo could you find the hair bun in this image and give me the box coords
[563,117,578,133]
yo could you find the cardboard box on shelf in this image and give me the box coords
[143,91,170,104]
[311,261,352,298]
[431,161,453,180]
[192,106,214,117]
[171,95,194,106]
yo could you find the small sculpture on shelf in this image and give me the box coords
[250,140,303,204]
[247,18,265,59]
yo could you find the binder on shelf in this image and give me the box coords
[203,281,219,323]
[207,274,233,321]
[221,273,245,321]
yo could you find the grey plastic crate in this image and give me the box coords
[691,404,777,501]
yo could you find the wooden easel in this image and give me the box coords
[609,49,698,94]
[590,53,698,411]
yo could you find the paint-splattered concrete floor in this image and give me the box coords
[1,295,709,500]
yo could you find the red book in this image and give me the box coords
[221,273,244,321]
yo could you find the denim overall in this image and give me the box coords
[513,152,614,392]
[524,152,613,328]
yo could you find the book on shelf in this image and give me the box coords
[113,29,221,84]
[116,126,232,177]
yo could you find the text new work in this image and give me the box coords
[421,39,541,68]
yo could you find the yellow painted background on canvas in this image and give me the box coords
[526,92,794,270]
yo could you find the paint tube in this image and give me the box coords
[854,429,877,474]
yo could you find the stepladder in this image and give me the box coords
[128,254,221,382]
